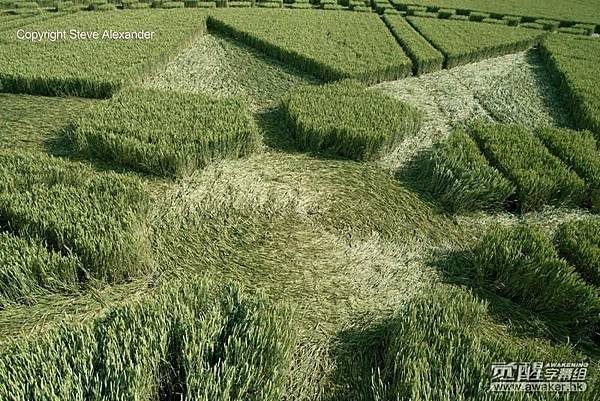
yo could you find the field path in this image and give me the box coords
[374,49,572,171]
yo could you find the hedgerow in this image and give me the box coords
[437,7,454,18]
[448,14,469,21]
[501,15,520,25]
[0,232,80,307]
[407,16,544,68]
[0,9,205,98]
[0,278,296,401]
[418,129,514,213]
[540,35,600,136]
[468,11,488,22]
[379,285,591,400]
[0,150,150,283]
[558,26,588,35]
[383,15,444,75]
[405,4,426,14]
[557,218,600,288]
[536,127,600,211]
[158,0,184,7]
[282,80,422,160]
[469,123,586,211]
[470,224,600,336]
[535,19,560,31]
[519,22,545,31]
[207,9,412,83]
[572,23,596,35]
[70,88,260,177]
[11,1,38,9]
[482,17,507,25]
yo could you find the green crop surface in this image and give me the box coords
[0,232,80,306]
[541,35,600,136]
[407,17,544,68]
[470,224,600,336]
[0,12,64,32]
[0,13,35,27]
[70,88,260,177]
[0,94,95,153]
[470,123,586,211]
[0,9,205,98]
[383,15,444,75]
[0,151,150,283]
[557,218,600,288]
[378,285,590,399]
[2,5,600,399]
[282,80,422,160]
[207,9,412,83]
[537,127,600,211]
[393,0,600,26]
[0,278,296,401]
[418,129,514,213]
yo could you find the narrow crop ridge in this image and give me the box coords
[407,17,544,68]
[377,285,590,400]
[418,129,515,213]
[282,80,422,160]
[0,150,151,283]
[207,9,412,83]
[389,0,600,27]
[536,127,600,211]
[383,15,444,75]
[469,123,586,211]
[540,35,600,136]
[557,218,600,288]
[470,225,600,336]
[70,88,260,177]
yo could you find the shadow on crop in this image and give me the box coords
[429,248,600,357]
[44,126,166,184]
[256,105,362,163]
[527,48,576,130]
[256,106,298,152]
[328,319,392,401]
[393,149,453,215]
